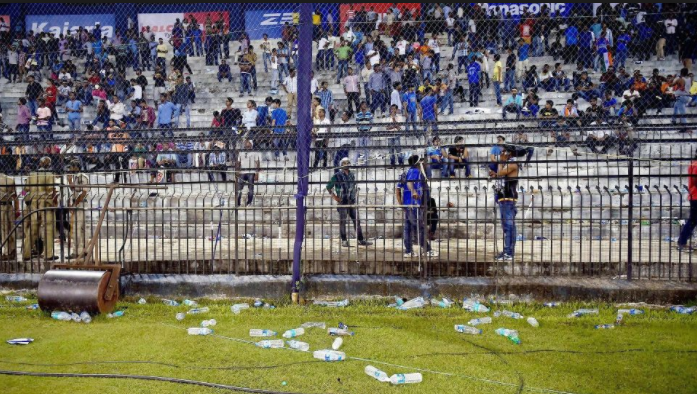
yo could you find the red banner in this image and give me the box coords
[339,3,421,33]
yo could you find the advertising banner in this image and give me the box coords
[481,3,573,17]
[26,14,114,38]
[245,9,295,40]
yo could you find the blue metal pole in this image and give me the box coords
[292,3,313,300]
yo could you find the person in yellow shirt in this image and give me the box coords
[493,54,503,106]
[156,37,168,73]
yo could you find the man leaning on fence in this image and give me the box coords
[67,160,89,260]
[326,158,372,248]
[396,155,438,258]
[0,173,19,261]
[22,157,58,262]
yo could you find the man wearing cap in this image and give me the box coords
[0,172,19,261]
[67,160,89,260]
[326,158,371,247]
[22,157,58,262]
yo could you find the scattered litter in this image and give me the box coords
[162,299,180,307]
[390,373,422,385]
[188,327,213,336]
[617,309,644,316]
[26,304,39,311]
[5,296,28,303]
[253,299,264,308]
[494,310,524,320]
[332,337,343,350]
[137,298,147,305]
[262,303,276,310]
[430,298,454,308]
[282,328,305,339]
[201,319,217,328]
[328,327,354,336]
[462,299,490,312]
[107,311,125,319]
[250,329,277,337]
[80,312,92,324]
[313,299,349,308]
[568,308,599,318]
[231,303,250,314]
[338,322,349,330]
[527,317,539,327]
[388,296,405,308]
[301,322,326,329]
[182,300,198,307]
[543,302,561,308]
[51,311,72,321]
[615,313,624,325]
[397,297,426,310]
[286,340,310,351]
[256,339,284,349]
[495,328,521,344]
[670,305,696,315]
[176,313,186,321]
[595,324,615,330]
[70,313,81,322]
[313,349,346,362]
[468,317,492,326]
[455,325,482,335]
[7,338,34,346]
[365,366,390,382]
[187,307,210,315]
[534,236,549,241]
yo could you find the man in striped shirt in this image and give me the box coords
[316,81,334,121]
[355,102,372,165]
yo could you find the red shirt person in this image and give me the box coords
[677,157,697,250]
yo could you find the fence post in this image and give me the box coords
[627,158,634,280]
[291,3,313,302]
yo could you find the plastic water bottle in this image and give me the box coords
[107,311,125,318]
[394,296,405,307]
[496,310,524,319]
[187,327,213,336]
[462,299,490,313]
[263,303,276,310]
[51,311,72,321]
[70,313,82,322]
[397,297,426,310]
[527,317,539,327]
[568,308,599,318]
[617,309,644,316]
[495,328,521,345]
[332,337,343,350]
[468,317,492,326]
[256,339,284,349]
[301,322,326,329]
[26,304,40,311]
[137,298,147,305]
[183,299,198,307]
[543,302,561,308]
[80,312,92,324]
[455,325,482,335]
[389,373,423,385]
[187,307,210,315]
[162,299,180,307]
[365,366,390,382]
[176,312,186,321]
[313,350,346,362]
[250,329,277,337]
[5,296,28,302]
[253,299,264,308]
[286,340,310,352]
[313,299,349,307]
[201,319,217,328]
[615,313,624,325]
[431,298,453,308]
[282,328,305,338]
[328,327,354,336]
[231,303,250,314]
[595,324,615,330]
[670,305,696,314]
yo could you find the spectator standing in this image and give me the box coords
[157,93,176,137]
[281,68,298,117]
[396,155,437,257]
[677,152,697,251]
[172,76,191,128]
[492,54,503,106]
[236,139,260,206]
[64,92,83,132]
[25,75,43,116]
[242,100,258,130]
[317,81,334,121]
[504,47,516,93]
[156,37,168,71]
[271,99,289,160]
[343,67,361,115]
[16,98,31,141]
[419,87,438,142]
[355,101,373,165]
[221,97,242,128]
[385,104,404,167]
[326,158,372,248]
[468,57,482,107]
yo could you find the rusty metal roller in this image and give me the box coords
[38,265,121,315]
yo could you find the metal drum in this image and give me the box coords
[38,269,119,314]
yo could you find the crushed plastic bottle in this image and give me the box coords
[313,299,349,308]
[430,298,454,308]
[187,307,210,315]
[286,340,310,352]
[454,325,482,335]
[176,312,186,321]
[6,338,34,346]
[256,339,284,349]
[527,317,539,327]
[182,300,198,307]
[468,317,492,326]
[70,313,82,323]
[282,328,305,339]
[231,303,250,314]
[80,312,92,324]
[615,313,624,325]
[253,299,264,308]
[162,299,180,307]
[568,308,599,318]
[201,319,217,328]
[313,350,346,362]
[26,304,40,311]
[669,305,696,315]
[389,373,423,385]
[250,329,277,337]
[187,327,213,336]
[137,298,147,305]
[263,303,276,310]
[5,296,28,302]
[495,310,524,320]
[332,337,343,350]
[495,328,521,344]
[462,299,490,313]
[617,309,644,316]
[393,296,405,307]
[397,297,426,310]
[51,311,72,321]
[365,366,390,382]
[328,327,354,336]
[595,324,615,330]
[543,302,561,308]
[300,322,326,329]
[107,311,125,318]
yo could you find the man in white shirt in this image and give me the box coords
[281,68,298,117]
[310,71,319,94]
[360,62,373,107]
[130,79,143,101]
[664,17,678,56]
[622,87,640,103]
[385,104,404,166]
[317,34,330,71]
[260,34,272,73]
[428,34,442,72]
[390,82,402,111]
[242,100,258,130]
[236,139,261,207]
[367,47,380,67]
[106,95,125,121]
[396,38,409,60]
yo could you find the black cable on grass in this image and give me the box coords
[412,348,697,358]
[0,370,310,394]
[458,337,526,394]
[0,359,324,371]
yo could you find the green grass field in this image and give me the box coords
[0,295,696,394]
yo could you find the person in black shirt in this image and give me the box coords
[575,71,599,102]
[582,97,607,125]
[538,99,559,128]
[25,75,43,117]
[220,97,241,128]
[489,145,519,262]
[135,69,148,90]
[445,136,471,178]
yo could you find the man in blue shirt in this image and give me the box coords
[157,93,176,137]
[419,88,438,143]
[564,24,579,64]
[368,64,387,117]
[64,92,82,133]
[271,99,288,159]
[218,59,232,83]
[467,57,482,107]
[396,155,437,258]
[256,97,272,127]
[502,89,522,119]
[426,136,449,178]
[401,85,418,135]
[615,29,631,69]
[578,27,595,70]
[517,39,530,82]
